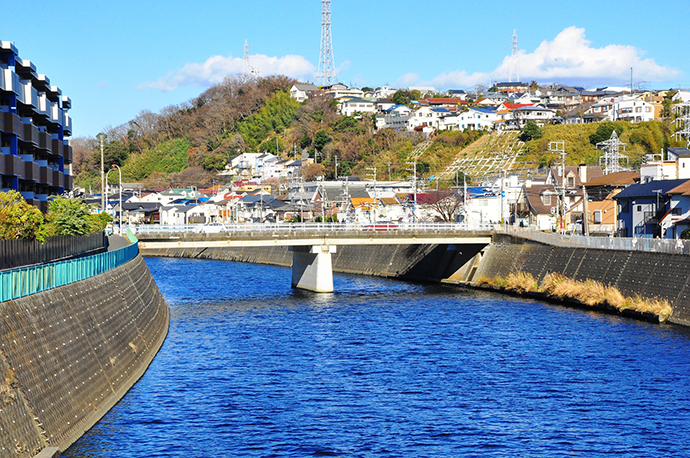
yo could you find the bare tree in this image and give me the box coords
[420,189,463,222]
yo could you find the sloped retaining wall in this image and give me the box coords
[0,254,169,457]
[474,235,690,327]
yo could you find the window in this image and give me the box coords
[637,205,642,212]
[543,194,551,204]
[645,107,651,112]
[673,207,683,215]
[567,177,574,187]
[594,210,602,223]
[636,107,642,113]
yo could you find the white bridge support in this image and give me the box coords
[290,245,337,292]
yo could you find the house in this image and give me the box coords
[159,204,197,225]
[376,104,413,130]
[289,83,319,102]
[376,99,395,113]
[407,106,450,131]
[672,90,690,103]
[494,82,529,93]
[640,147,690,182]
[523,184,558,230]
[442,107,498,131]
[323,83,364,100]
[613,179,688,237]
[340,97,376,116]
[582,171,640,235]
[446,89,468,101]
[660,180,690,238]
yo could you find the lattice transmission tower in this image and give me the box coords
[597,130,628,175]
[242,40,261,78]
[509,30,519,83]
[673,102,690,148]
[317,0,337,86]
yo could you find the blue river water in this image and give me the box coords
[63,257,690,457]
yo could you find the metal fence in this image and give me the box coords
[0,232,105,270]
[0,232,138,302]
[502,227,690,255]
[133,221,495,235]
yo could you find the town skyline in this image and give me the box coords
[3,0,689,138]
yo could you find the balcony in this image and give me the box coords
[3,111,23,138]
[3,154,21,175]
[63,143,72,163]
[39,165,49,185]
[22,122,39,145]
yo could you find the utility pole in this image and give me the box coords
[406,160,417,222]
[387,161,392,181]
[334,155,339,179]
[549,141,566,233]
[97,133,106,212]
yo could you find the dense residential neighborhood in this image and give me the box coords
[79,79,690,240]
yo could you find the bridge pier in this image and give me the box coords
[290,245,337,293]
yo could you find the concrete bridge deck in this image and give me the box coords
[137,223,493,292]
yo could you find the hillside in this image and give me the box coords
[70,76,682,190]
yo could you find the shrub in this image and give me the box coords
[0,191,44,240]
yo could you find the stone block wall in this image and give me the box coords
[474,239,690,326]
[0,255,169,457]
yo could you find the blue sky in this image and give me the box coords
[4,0,689,138]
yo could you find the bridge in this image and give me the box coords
[136,223,493,293]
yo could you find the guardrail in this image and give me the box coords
[132,222,494,234]
[0,232,105,271]
[502,227,690,255]
[0,231,139,302]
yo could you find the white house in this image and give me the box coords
[612,97,655,123]
[407,106,450,131]
[442,108,498,131]
[376,104,412,130]
[289,84,319,102]
[672,90,690,103]
[640,147,690,182]
[340,97,376,117]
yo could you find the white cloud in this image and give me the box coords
[139,54,316,91]
[421,26,681,89]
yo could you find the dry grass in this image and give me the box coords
[624,295,673,322]
[505,272,538,294]
[479,270,673,322]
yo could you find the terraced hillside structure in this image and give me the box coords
[438,131,532,182]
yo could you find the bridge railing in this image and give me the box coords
[133,221,494,235]
[501,227,690,255]
[0,230,139,302]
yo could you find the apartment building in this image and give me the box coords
[0,41,72,211]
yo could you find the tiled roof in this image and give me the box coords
[585,171,640,187]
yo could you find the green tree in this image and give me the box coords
[589,122,625,145]
[0,191,44,240]
[44,198,95,236]
[314,130,331,151]
[519,121,543,141]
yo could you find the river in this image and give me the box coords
[63,257,690,457]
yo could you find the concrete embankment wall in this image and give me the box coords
[0,255,169,457]
[474,234,690,326]
[142,242,487,284]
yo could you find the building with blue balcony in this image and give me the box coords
[0,41,72,212]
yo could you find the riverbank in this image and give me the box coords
[0,254,169,457]
[141,233,690,327]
